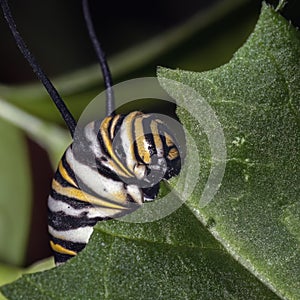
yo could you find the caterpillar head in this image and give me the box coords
[111,111,182,189]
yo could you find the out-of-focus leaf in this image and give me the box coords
[0,119,31,266]
[0,98,70,167]
[0,263,21,287]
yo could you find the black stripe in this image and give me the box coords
[54,253,74,264]
[107,115,115,140]
[95,158,122,181]
[48,210,105,231]
[142,183,160,201]
[159,131,168,158]
[142,117,157,158]
[109,114,128,171]
[97,130,110,157]
[51,236,86,252]
[50,188,93,210]
[50,236,86,259]
[112,114,125,138]
[96,119,111,157]
[54,170,76,188]
[61,152,78,186]
[132,117,146,164]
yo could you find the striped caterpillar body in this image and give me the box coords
[48,111,181,264]
[1,0,182,266]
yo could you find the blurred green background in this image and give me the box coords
[0,0,299,270]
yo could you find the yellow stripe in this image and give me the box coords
[167,147,179,160]
[50,240,77,256]
[52,179,127,210]
[150,120,163,153]
[109,114,121,139]
[106,159,130,179]
[58,160,77,187]
[125,112,143,169]
[100,116,133,177]
[165,133,175,147]
[134,116,151,164]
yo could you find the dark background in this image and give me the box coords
[0,0,299,266]
[1,0,299,82]
[0,0,226,83]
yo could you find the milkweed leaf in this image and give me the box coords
[158,3,300,299]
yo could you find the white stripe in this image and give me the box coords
[119,115,137,174]
[66,148,127,202]
[127,184,144,205]
[48,196,123,219]
[48,196,87,217]
[48,225,93,244]
[84,122,104,157]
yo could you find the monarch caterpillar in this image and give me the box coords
[1,0,181,265]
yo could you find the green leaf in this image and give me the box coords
[1,205,278,299]
[157,3,300,299]
[0,258,54,300]
[0,263,21,287]
[0,98,70,167]
[1,2,299,300]
[0,119,31,266]
[0,263,21,300]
